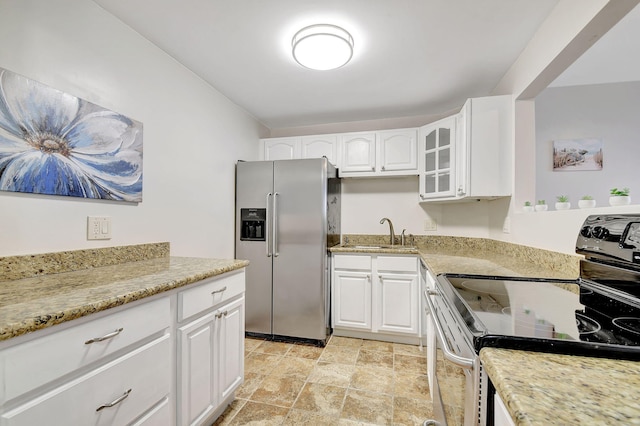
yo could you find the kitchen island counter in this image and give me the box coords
[0,243,248,341]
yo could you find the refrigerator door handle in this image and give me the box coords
[273,192,279,257]
[266,193,272,257]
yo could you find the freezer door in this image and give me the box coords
[272,159,329,341]
[235,161,274,335]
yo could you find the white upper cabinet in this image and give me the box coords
[261,137,300,161]
[340,129,418,177]
[378,129,418,173]
[339,132,377,174]
[419,116,456,200]
[260,135,338,166]
[260,128,417,177]
[301,134,339,166]
[419,95,512,202]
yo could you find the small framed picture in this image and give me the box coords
[553,138,603,172]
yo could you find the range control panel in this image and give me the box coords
[577,214,640,263]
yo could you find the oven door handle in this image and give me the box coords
[424,290,475,370]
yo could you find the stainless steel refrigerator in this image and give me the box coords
[235,158,340,345]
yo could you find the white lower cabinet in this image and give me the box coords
[130,397,172,426]
[333,270,373,330]
[332,253,419,341]
[2,335,171,426]
[494,392,516,426]
[178,295,244,426]
[0,268,246,426]
[0,297,172,426]
[377,272,418,335]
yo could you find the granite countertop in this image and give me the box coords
[481,348,640,425]
[331,234,580,279]
[0,243,248,341]
[4,238,636,424]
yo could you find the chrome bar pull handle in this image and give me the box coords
[211,286,227,295]
[266,193,272,257]
[85,328,124,344]
[273,192,279,257]
[96,388,131,411]
[424,291,474,370]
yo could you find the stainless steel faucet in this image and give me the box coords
[380,217,395,245]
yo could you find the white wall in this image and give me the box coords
[340,177,492,238]
[535,81,640,206]
[491,0,640,254]
[0,0,267,257]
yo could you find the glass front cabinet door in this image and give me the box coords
[419,116,456,200]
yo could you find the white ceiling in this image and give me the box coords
[92,0,564,129]
[550,3,640,88]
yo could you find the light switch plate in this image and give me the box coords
[87,216,112,240]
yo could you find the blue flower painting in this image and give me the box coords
[0,68,143,202]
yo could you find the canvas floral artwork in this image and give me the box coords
[0,67,143,202]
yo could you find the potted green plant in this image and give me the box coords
[609,188,631,206]
[578,195,596,209]
[523,201,534,213]
[534,199,548,212]
[555,195,571,210]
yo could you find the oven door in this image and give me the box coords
[425,286,484,425]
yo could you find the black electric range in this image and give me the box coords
[435,214,640,361]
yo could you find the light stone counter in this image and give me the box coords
[331,234,581,279]
[0,242,248,341]
[481,348,640,425]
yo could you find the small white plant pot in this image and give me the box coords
[555,202,571,210]
[534,204,548,212]
[609,196,631,206]
[578,199,597,209]
[522,206,535,213]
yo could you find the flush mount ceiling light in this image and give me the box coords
[292,24,354,71]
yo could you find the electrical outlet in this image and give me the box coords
[424,219,437,231]
[502,217,511,234]
[87,216,112,240]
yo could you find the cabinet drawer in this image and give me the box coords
[333,254,372,270]
[130,396,172,426]
[377,255,417,272]
[2,335,172,426]
[0,297,170,402]
[178,270,245,322]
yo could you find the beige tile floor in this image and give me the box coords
[214,335,434,425]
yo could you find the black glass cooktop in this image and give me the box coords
[437,274,640,360]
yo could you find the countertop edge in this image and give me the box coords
[480,347,640,425]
